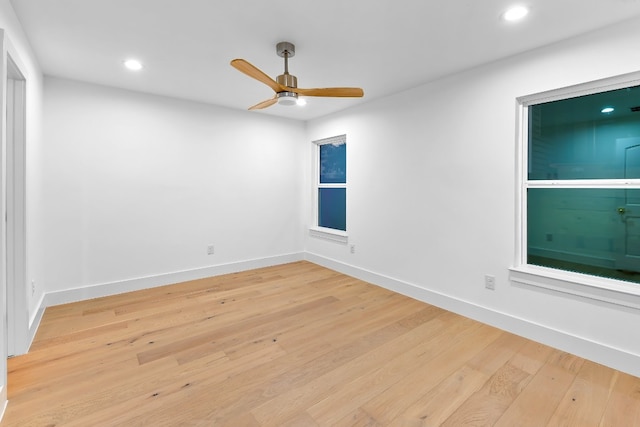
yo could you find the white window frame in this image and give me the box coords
[510,71,640,310]
[309,134,348,244]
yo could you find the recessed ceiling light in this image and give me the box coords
[124,59,143,71]
[503,5,529,22]
[601,107,615,114]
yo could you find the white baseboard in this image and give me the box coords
[44,253,305,307]
[8,293,46,357]
[26,293,46,352]
[304,252,640,378]
[33,250,640,378]
[0,385,6,422]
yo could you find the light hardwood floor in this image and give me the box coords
[3,261,640,426]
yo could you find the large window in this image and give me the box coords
[517,72,640,295]
[314,135,346,232]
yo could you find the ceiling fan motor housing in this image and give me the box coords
[277,73,297,88]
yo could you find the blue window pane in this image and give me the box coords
[319,188,346,231]
[528,85,640,180]
[320,142,346,183]
[527,187,640,284]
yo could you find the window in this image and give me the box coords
[314,135,347,234]
[514,72,640,303]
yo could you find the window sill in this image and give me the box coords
[509,264,640,310]
[309,227,348,244]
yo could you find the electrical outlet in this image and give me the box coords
[31,280,36,296]
[207,245,215,255]
[484,275,496,290]
[350,244,356,254]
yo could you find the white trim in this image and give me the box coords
[527,179,640,188]
[305,252,640,378]
[517,70,640,106]
[24,292,45,353]
[44,253,304,307]
[313,134,346,147]
[510,265,640,310]
[0,28,9,419]
[514,98,527,267]
[309,227,348,244]
[0,389,6,423]
[5,52,28,357]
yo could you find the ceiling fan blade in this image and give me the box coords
[248,97,278,111]
[289,87,364,98]
[231,59,281,93]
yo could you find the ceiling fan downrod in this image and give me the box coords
[276,41,297,89]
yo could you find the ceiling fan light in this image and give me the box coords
[276,91,298,106]
[296,98,307,106]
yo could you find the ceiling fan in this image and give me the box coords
[231,41,364,110]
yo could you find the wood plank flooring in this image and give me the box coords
[3,261,640,426]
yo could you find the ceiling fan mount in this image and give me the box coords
[231,41,364,111]
[276,41,296,59]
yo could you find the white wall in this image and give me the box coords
[0,0,45,413]
[305,17,640,376]
[42,77,306,303]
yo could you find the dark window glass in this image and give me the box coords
[318,188,346,231]
[320,142,346,184]
[528,85,640,180]
[527,188,640,284]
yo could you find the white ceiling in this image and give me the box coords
[10,0,640,121]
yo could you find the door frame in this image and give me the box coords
[5,53,27,357]
[0,26,8,410]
